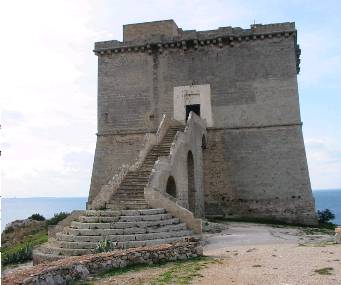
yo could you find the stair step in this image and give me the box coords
[34,235,190,260]
[38,245,92,256]
[118,185,145,189]
[65,218,181,234]
[114,193,144,198]
[57,230,191,244]
[63,223,187,237]
[84,208,165,216]
[106,204,149,210]
[56,235,191,250]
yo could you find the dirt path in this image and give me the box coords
[197,222,341,285]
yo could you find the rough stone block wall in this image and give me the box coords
[123,20,179,42]
[97,52,155,133]
[203,127,316,225]
[89,21,316,224]
[156,37,300,128]
[89,133,146,203]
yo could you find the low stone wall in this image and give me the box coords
[3,239,202,285]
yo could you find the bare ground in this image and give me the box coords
[198,222,341,285]
[90,222,341,285]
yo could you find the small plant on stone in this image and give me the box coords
[95,239,117,253]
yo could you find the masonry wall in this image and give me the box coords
[89,22,316,224]
[89,134,145,203]
[203,127,316,225]
[89,51,157,202]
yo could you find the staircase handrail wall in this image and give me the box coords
[145,112,207,234]
[145,186,202,234]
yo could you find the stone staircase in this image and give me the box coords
[33,125,192,263]
[106,125,184,210]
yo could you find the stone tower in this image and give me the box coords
[89,20,317,225]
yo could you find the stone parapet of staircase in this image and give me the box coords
[145,112,207,232]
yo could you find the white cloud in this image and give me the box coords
[305,138,341,189]
[0,0,99,197]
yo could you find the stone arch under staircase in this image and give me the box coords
[33,113,207,264]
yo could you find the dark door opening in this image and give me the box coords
[186,104,200,121]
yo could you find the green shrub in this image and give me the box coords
[95,239,117,253]
[317,209,335,224]
[3,226,14,234]
[47,212,70,226]
[2,243,33,266]
[29,213,46,221]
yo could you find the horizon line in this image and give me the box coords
[2,188,341,199]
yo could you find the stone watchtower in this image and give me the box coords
[33,19,318,264]
[89,20,317,225]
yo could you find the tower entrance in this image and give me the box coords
[186,104,200,121]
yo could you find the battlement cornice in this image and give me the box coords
[94,22,301,73]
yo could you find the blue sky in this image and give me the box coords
[1,0,340,197]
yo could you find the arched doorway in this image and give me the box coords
[187,151,195,213]
[166,176,176,198]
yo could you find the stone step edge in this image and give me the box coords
[70,218,180,229]
[38,236,193,255]
[84,208,166,216]
[63,223,189,236]
[77,213,173,223]
[56,230,192,243]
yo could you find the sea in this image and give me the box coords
[1,189,341,232]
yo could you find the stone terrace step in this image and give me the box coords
[38,245,91,256]
[84,208,166,216]
[56,230,192,245]
[70,217,180,230]
[106,203,149,210]
[77,213,172,223]
[59,223,187,239]
[39,236,191,256]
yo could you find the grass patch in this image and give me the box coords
[301,227,335,235]
[98,262,162,277]
[314,267,334,275]
[298,241,337,247]
[73,257,217,285]
[208,216,303,228]
[149,257,215,285]
[1,230,48,266]
[209,217,337,235]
